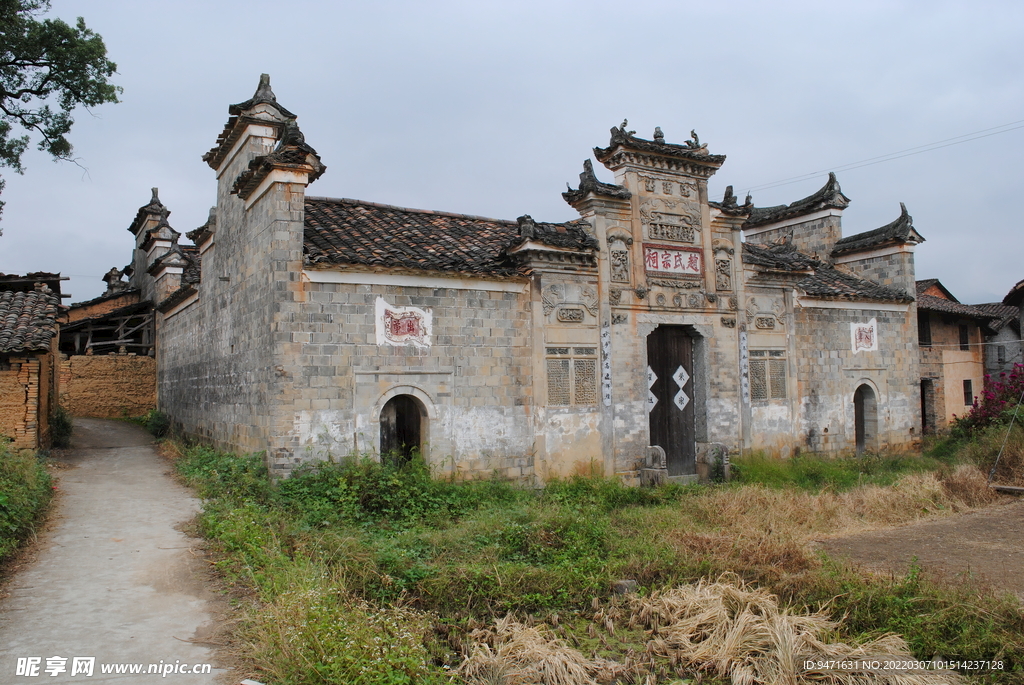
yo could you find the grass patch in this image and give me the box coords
[0,442,53,561]
[731,451,948,492]
[176,445,1024,683]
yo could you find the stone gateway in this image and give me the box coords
[120,76,927,482]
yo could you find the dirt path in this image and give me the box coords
[0,418,229,683]
[820,497,1024,600]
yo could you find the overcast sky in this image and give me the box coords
[0,0,1021,305]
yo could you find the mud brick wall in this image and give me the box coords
[0,356,42,449]
[59,355,156,418]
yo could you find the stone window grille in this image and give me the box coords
[963,379,973,406]
[546,347,598,406]
[749,350,787,401]
[997,346,1006,364]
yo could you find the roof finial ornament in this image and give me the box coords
[517,214,537,240]
[686,129,702,149]
[722,185,737,208]
[619,119,635,136]
[150,188,160,205]
[653,126,665,144]
[254,73,275,102]
[579,159,599,189]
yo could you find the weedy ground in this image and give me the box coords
[170,428,1024,685]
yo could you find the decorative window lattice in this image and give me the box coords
[546,349,598,407]
[749,350,787,401]
[547,359,571,406]
[574,359,598,405]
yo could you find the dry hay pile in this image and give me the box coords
[629,578,961,685]
[458,578,962,685]
[456,614,624,685]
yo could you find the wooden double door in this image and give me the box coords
[647,326,697,477]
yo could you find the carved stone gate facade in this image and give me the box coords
[121,78,926,481]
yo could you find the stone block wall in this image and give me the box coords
[279,277,535,477]
[792,305,919,453]
[59,354,156,418]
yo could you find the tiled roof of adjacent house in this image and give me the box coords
[917,293,995,321]
[0,288,60,353]
[974,302,1020,333]
[831,203,924,257]
[743,242,912,303]
[303,197,595,276]
[1004,278,1024,307]
[744,173,850,229]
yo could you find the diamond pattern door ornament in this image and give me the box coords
[673,389,690,411]
[672,365,689,411]
[647,365,658,413]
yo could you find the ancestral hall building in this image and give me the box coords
[120,76,926,481]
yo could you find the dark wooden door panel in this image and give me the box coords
[647,326,696,476]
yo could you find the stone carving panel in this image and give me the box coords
[610,249,630,283]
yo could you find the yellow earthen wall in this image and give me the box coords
[0,356,42,449]
[59,355,156,418]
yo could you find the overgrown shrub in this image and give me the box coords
[50,406,73,448]
[143,409,170,438]
[951,363,1024,437]
[0,444,52,560]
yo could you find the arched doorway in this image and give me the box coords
[853,384,877,454]
[379,394,424,466]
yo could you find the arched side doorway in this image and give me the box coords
[853,384,878,454]
[379,394,425,467]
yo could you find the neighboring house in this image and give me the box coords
[120,76,931,480]
[916,279,995,432]
[57,270,157,419]
[0,274,64,449]
[973,301,1021,377]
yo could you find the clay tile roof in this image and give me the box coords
[742,241,820,272]
[744,172,850,229]
[180,246,201,285]
[303,197,595,276]
[798,269,914,303]
[831,203,924,257]
[742,242,912,303]
[0,288,60,353]
[974,302,1020,334]
[1004,278,1024,307]
[917,293,995,321]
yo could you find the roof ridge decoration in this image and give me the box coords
[185,207,216,246]
[831,202,924,257]
[592,121,726,175]
[562,158,632,206]
[709,185,753,217]
[204,74,297,171]
[128,187,169,235]
[231,120,326,200]
[228,73,297,119]
[744,172,850,229]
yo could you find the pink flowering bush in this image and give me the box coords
[950,363,1024,438]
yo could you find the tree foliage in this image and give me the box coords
[0,0,120,224]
